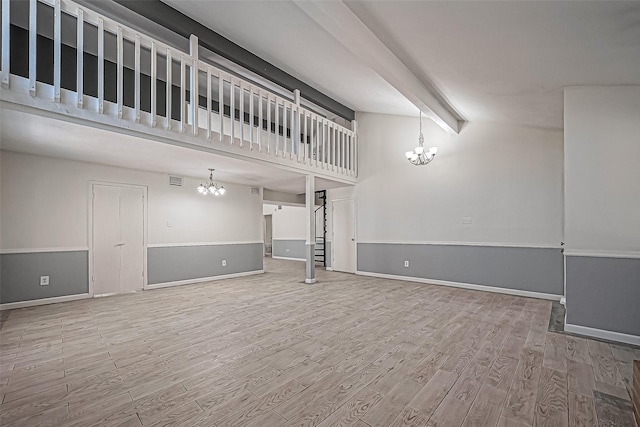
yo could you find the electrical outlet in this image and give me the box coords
[404,261,409,268]
[167,220,173,228]
[40,276,50,286]
[221,260,227,267]
[462,217,473,225]
[286,248,290,252]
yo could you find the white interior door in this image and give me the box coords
[93,184,145,296]
[333,198,356,273]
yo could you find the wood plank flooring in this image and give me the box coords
[1,258,638,427]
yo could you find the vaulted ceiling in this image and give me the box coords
[162,0,640,130]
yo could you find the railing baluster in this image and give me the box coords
[239,83,244,147]
[249,89,254,150]
[97,17,103,112]
[150,41,156,126]
[165,48,171,130]
[338,128,342,174]
[189,35,198,136]
[0,0,9,87]
[258,92,263,152]
[76,8,84,108]
[315,116,319,166]
[353,121,358,176]
[266,95,271,154]
[282,102,288,158]
[331,126,338,171]
[274,100,280,157]
[117,26,123,118]
[322,120,327,168]
[290,102,295,160]
[28,0,37,96]
[53,0,61,101]
[229,79,235,144]
[206,70,211,139]
[218,73,224,141]
[303,111,307,165]
[134,34,140,122]
[180,55,186,132]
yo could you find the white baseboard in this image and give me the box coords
[325,267,334,271]
[564,323,640,346]
[560,297,566,306]
[355,271,562,301]
[146,270,264,289]
[0,293,91,310]
[271,256,306,262]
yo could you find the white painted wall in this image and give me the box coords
[0,151,263,250]
[352,113,564,245]
[270,205,307,240]
[564,86,640,252]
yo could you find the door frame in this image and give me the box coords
[331,197,357,273]
[88,181,148,297]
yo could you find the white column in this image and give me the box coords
[305,174,316,284]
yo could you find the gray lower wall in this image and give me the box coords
[0,251,89,304]
[566,255,640,336]
[272,239,306,260]
[357,243,564,295]
[147,243,263,285]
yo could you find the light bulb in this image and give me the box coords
[415,146,424,155]
[219,187,226,195]
[411,153,418,161]
[429,147,438,155]
[405,151,413,159]
[197,184,207,194]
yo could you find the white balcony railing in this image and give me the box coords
[0,0,357,180]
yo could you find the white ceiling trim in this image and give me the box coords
[293,0,461,134]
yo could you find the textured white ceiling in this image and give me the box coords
[163,0,640,130]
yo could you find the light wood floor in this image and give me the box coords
[1,258,638,427]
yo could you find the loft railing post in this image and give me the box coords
[134,34,140,122]
[283,102,288,158]
[53,0,61,101]
[322,119,327,169]
[303,111,308,165]
[189,35,198,136]
[97,17,104,112]
[76,8,84,108]
[28,0,36,96]
[1,0,9,87]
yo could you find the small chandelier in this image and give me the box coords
[405,111,438,165]
[197,168,226,196]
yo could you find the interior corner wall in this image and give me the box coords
[353,113,564,296]
[0,151,263,304]
[563,86,640,339]
[270,205,307,260]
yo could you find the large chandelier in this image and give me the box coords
[405,111,438,165]
[197,168,226,196]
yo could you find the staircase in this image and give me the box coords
[315,190,327,266]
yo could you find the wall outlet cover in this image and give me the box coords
[404,261,409,268]
[40,276,50,286]
[462,217,473,224]
[286,248,290,252]
[222,260,227,267]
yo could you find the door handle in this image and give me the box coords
[351,238,355,241]
[114,242,125,247]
